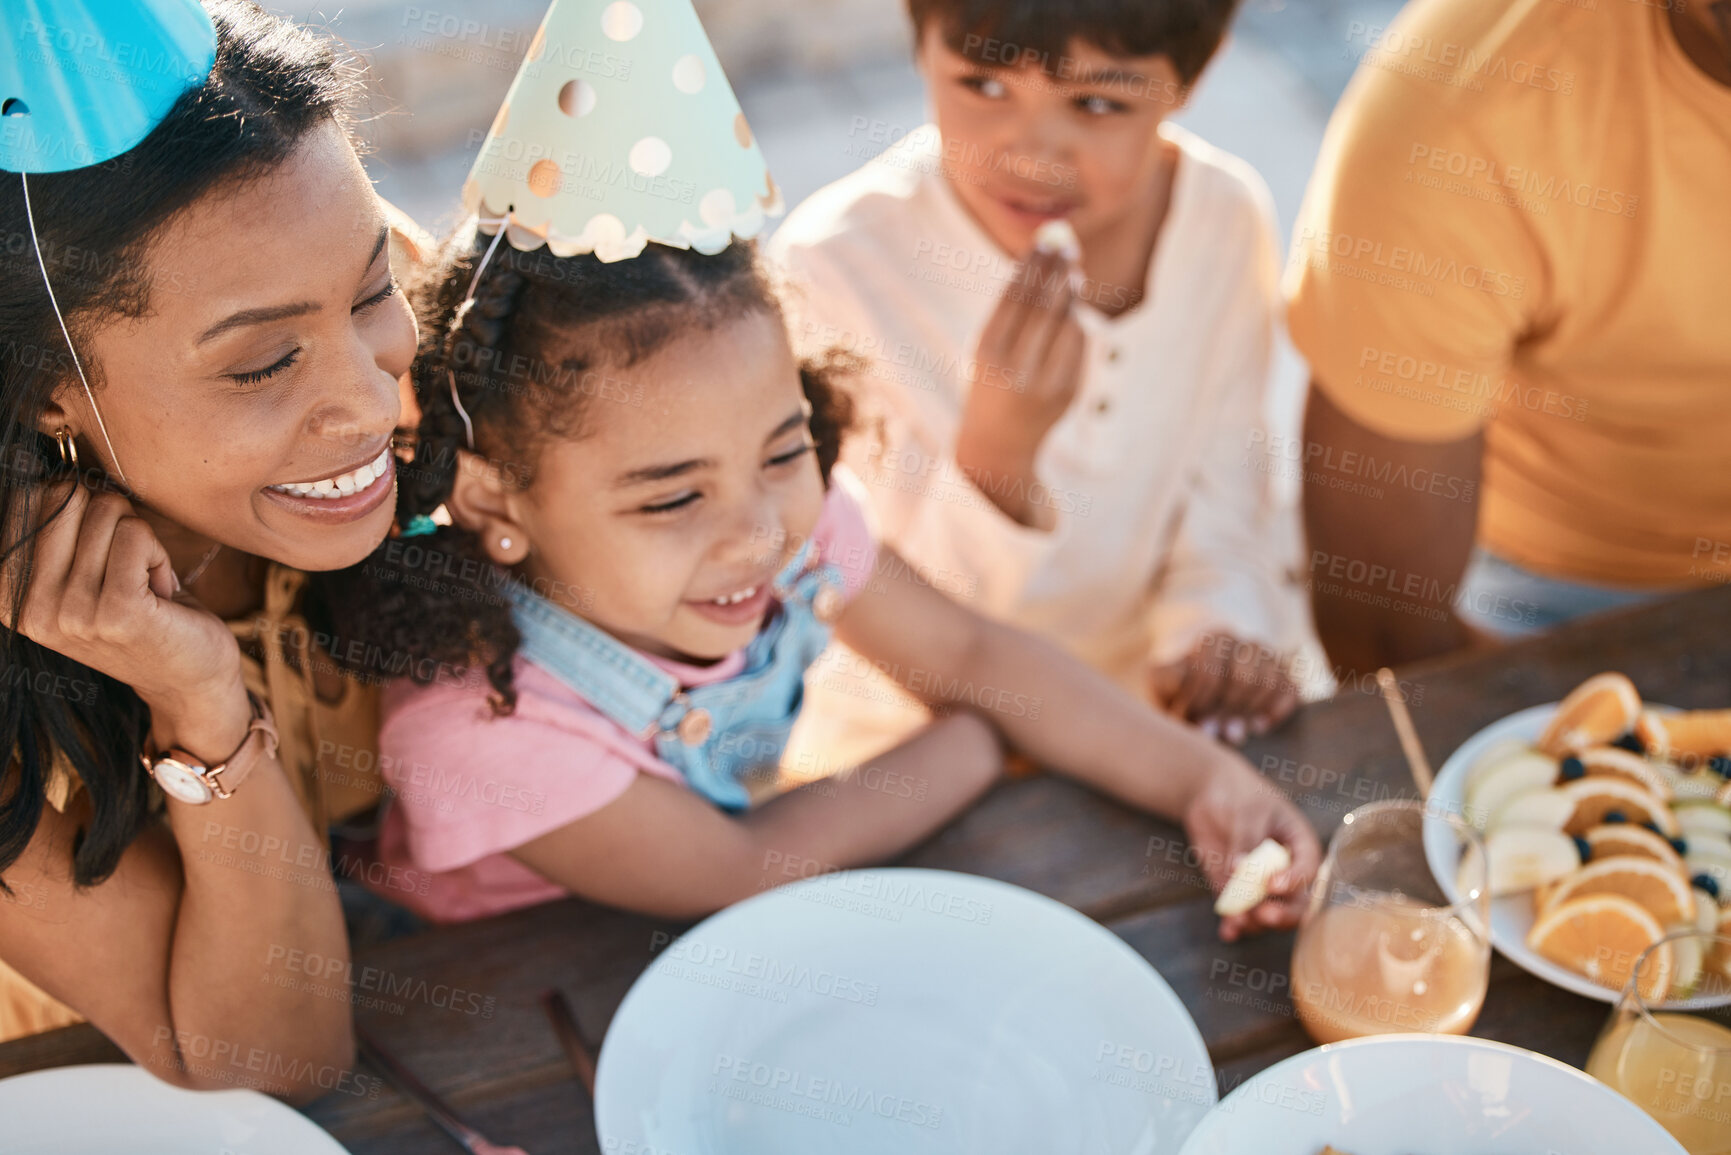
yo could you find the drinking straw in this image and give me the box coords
[1376,667,1434,798]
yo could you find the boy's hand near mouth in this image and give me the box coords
[954,243,1086,531]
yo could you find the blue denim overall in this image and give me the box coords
[505,542,847,811]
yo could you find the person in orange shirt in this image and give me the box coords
[1285,0,1731,673]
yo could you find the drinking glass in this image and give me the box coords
[1586,930,1731,1154]
[1290,799,1491,1044]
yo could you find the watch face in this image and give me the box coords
[152,759,214,805]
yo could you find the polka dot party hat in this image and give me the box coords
[462,0,782,263]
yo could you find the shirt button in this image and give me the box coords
[1094,398,1112,415]
[1106,347,1121,363]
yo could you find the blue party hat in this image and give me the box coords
[1,0,218,174]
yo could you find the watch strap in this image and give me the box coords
[204,691,279,799]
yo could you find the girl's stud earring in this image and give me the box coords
[499,537,513,552]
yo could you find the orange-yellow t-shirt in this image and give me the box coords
[1285,0,1731,588]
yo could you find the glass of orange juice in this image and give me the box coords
[1290,799,1490,1044]
[1586,930,1731,1155]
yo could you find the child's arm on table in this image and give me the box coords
[835,547,1322,940]
[508,710,1003,920]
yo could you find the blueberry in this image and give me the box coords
[1693,874,1721,902]
[1671,837,1690,855]
[1611,732,1645,754]
[1642,820,1663,835]
[1604,810,1628,824]
[1559,756,1586,781]
[1710,755,1731,780]
[1572,836,1592,864]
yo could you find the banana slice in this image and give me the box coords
[1215,838,1293,916]
[1033,218,1081,261]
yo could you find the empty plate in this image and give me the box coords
[0,1063,352,1153]
[595,868,1216,1153]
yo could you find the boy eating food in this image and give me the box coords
[771,0,1315,769]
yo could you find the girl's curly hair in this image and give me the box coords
[324,230,854,714]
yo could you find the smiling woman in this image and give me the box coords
[0,0,418,1101]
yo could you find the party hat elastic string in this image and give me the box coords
[445,215,511,453]
[20,172,128,487]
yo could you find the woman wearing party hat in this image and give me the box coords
[338,0,1320,933]
[0,1,422,1098]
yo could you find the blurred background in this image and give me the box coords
[265,0,1409,488]
[265,0,1409,251]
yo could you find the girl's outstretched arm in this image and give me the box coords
[509,711,1003,920]
[833,548,1322,938]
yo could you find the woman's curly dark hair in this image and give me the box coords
[325,229,854,715]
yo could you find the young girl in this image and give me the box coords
[339,227,1318,939]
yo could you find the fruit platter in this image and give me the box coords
[1425,673,1731,1006]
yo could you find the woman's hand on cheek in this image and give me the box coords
[1181,762,1322,942]
[3,482,244,734]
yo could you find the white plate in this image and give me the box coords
[1176,1033,1687,1154]
[595,868,1216,1154]
[1422,701,1722,1010]
[0,1064,352,1154]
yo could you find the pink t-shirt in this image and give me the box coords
[373,474,880,923]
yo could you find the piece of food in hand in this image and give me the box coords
[1582,823,1687,875]
[1464,750,1558,829]
[1575,746,1673,801]
[1033,217,1082,262]
[1486,826,1579,896]
[1560,777,1677,837]
[1527,893,1671,998]
[1488,787,1575,832]
[1536,856,1696,926]
[1637,708,1731,760]
[1214,838,1292,916]
[1538,673,1642,756]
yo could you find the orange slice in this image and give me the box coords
[1581,824,1687,875]
[1637,709,1731,760]
[1636,710,1670,758]
[1537,856,1696,926]
[1533,877,1566,917]
[1560,777,1677,837]
[1576,747,1673,801]
[1538,673,1642,756]
[1527,894,1671,999]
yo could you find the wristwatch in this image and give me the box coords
[142,692,279,805]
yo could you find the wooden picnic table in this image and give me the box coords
[4,586,1729,1152]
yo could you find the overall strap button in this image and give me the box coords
[812,584,845,624]
[676,707,714,746]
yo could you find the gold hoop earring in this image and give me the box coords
[53,427,78,469]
